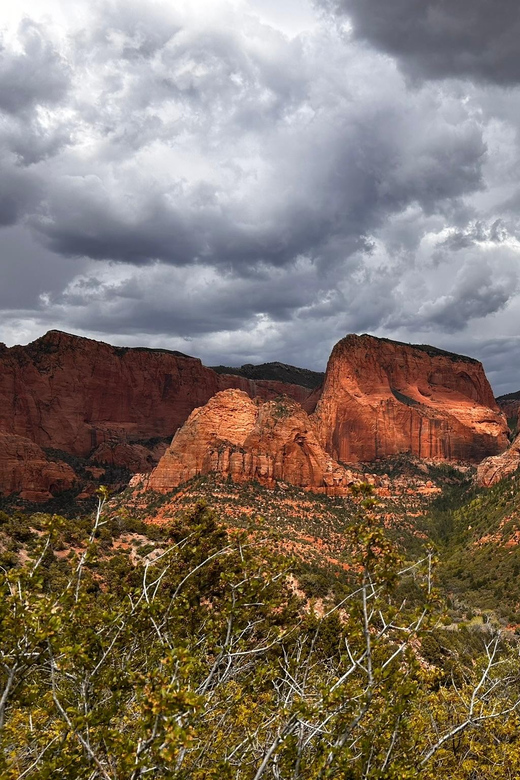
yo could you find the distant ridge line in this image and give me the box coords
[211,362,324,389]
[497,390,520,402]
[359,334,479,364]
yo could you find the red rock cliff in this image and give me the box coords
[144,389,355,496]
[0,330,313,460]
[477,435,520,487]
[312,334,508,463]
[0,433,76,502]
[497,396,520,435]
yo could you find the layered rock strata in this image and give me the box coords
[0,330,313,459]
[0,329,510,500]
[0,433,76,502]
[312,334,508,463]
[144,390,355,496]
[477,435,520,487]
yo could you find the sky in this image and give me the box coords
[1,0,520,394]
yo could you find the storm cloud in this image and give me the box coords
[1,0,520,393]
[322,0,520,85]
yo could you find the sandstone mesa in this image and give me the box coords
[0,330,512,500]
[142,389,357,497]
[313,334,508,463]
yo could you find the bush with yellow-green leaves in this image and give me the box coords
[1,495,520,779]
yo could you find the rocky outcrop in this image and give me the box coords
[477,435,520,487]
[496,393,520,435]
[312,334,508,464]
[0,329,509,499]
[144,390,356,496]
[0,433,76,502]
[0,330,313,460]
[89,442,169,473]
[0,330,315,499]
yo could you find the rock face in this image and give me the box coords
[477,436,520,487]
[0,330,313,459]
[0,329,509,499]
[312,334,508,463]
[89,442,169,473]
[0,433,76,502]
[0,330,313,499]
[145,390,355,496]
[496,393,520,435]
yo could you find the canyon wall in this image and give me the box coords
[0,330,312,499]
[0,433,76,502]
[0,330,313,458]
[477,435,520,488]
[312,334,508,464]
[144,389,355,496]
[144,331,509,496]
[0,329,510,500]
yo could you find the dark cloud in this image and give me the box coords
[1,1,520,393]
[437,220,509,252]
[0,164,43,227]
[26,18,487,272]
[420,267,517,332]
[8,119,71,167]
[470,338,520,397]
[321,0,520,85]
[0,226,83,308]
[40,259,336,338]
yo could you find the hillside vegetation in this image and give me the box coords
[2,482,520,778]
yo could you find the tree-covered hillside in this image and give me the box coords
[2,489,520,778]
[430,471,520,621]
